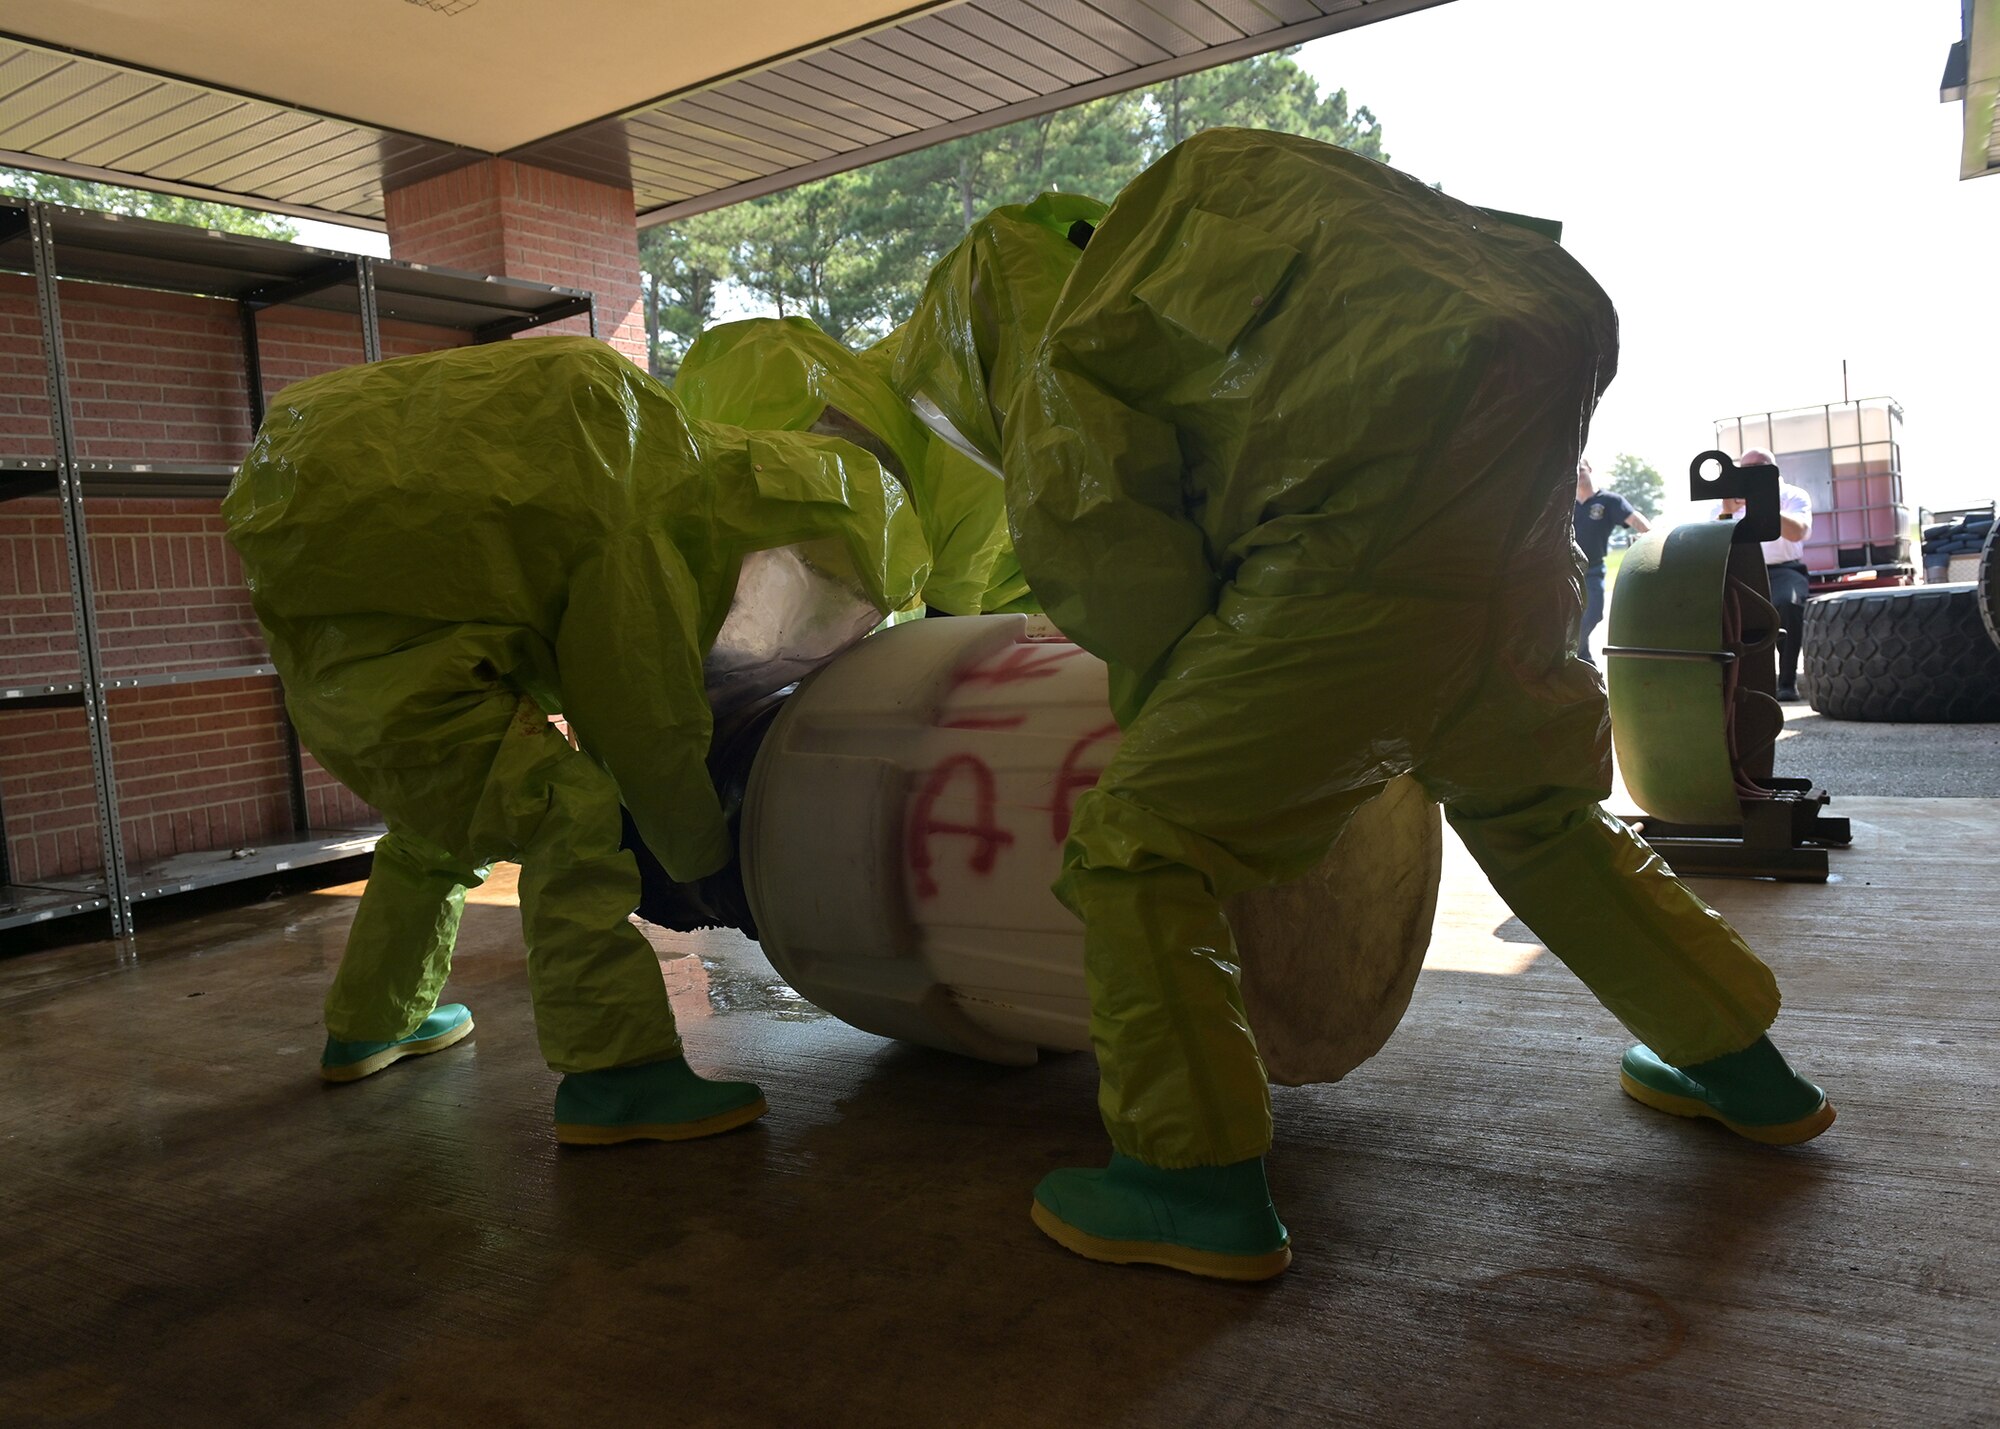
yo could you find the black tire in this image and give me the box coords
[1801,583,2000,722]
[1980,521,2000,655]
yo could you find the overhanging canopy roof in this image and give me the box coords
[0,0,1449,229]
[1942,0,1998,180]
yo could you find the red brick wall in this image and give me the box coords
[107,677,291,872]
[0,503,82,684]
[385,158,646,363]
[0,277,467,885]
[0,661,374,884]
[60,284,254,461]
[379,165,507,277]
[86,502,265,677]
[259,305,475,398]
[0,276,468,463]
[0,286,56,457]
[0,704,97,881]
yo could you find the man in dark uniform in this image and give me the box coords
[1573,458,1651,663]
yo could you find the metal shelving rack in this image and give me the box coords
[0,200,596,937]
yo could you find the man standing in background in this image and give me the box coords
[1573,458,1651,664]
[1709,448,1813,701]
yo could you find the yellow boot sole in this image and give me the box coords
[1030,1199,1293,1282]
[1619,1069,1837,1145]
[319,1016,475,1083]
[555,1096,769,1146]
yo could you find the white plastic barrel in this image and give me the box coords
[739,615,1443,1083]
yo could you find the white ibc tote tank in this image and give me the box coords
[738,615,1444,1085]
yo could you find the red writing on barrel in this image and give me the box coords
[950,642,1083,691]
[1051,723,1120,843]
[906,753,1017,898]
[939,712,1030,730]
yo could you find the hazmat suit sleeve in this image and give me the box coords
[1004,181,1317,722]
[678,317,1016,614]
[893,192,1110,471]
[555,526,730,883]
[743,427,930,613]
[1007,377,1212,724]
[679,317,929,464]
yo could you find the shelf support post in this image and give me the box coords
[30,204,133,936]
[357,257,383,363]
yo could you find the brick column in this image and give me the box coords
[383,159,646,362]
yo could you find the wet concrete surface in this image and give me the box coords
[2,803,1996,1427]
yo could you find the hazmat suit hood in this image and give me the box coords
[891,191,1107,472]
[678,315,930,480]
[678,315,1038,616]
[1005,129,1618,720]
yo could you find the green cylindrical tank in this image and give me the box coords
[1606,520,1784,825]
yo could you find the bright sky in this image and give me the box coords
[1298,0,1997,520]
[292,215,387,257]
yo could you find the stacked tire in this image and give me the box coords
[1982,519,2000,653]
[1801,582,2000,722]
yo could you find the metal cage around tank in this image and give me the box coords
[1712,398,1914,588]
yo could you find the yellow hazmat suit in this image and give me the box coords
[224,336,925,1074]
[674,186,1107,619]
[957,130,1786,1171]
[677,315,1032,616]
[893,191,1106,479]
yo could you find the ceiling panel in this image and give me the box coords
[901,11,1079,92]
[0,0,1454,228]
[1142,0,1252,49]
[626,118,770,183]
[678,91,852,159]
[988,1,1160,74]
[783,56,961,131]
[798,48,981,122]
[65,90,245,169]
[3,60,148,151]
[0,0,945,152]
[0,34,474,225]
[593,0,1453,222]
[734,74,913,146]
[867,25,1047,106]
[834,35,1010,114]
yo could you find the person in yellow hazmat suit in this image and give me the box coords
[898,130,1834,1281]
[223,335,926,1144]
[674,191,1106,617]
[675,315,1018,614]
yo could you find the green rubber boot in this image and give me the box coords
[1620,1035,1835,1145]
[554,1056,768,1146]
[320,1004,474,1083]
[1031,1153,1292,1281]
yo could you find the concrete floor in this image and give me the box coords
[1773,705,2000,796]
[2,799,1996,1427]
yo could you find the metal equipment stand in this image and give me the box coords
[1607,451,1854,883]
[1624,776,1852,882]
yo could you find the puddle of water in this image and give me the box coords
[638,919,832,1022]
[699,956,828,1021]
